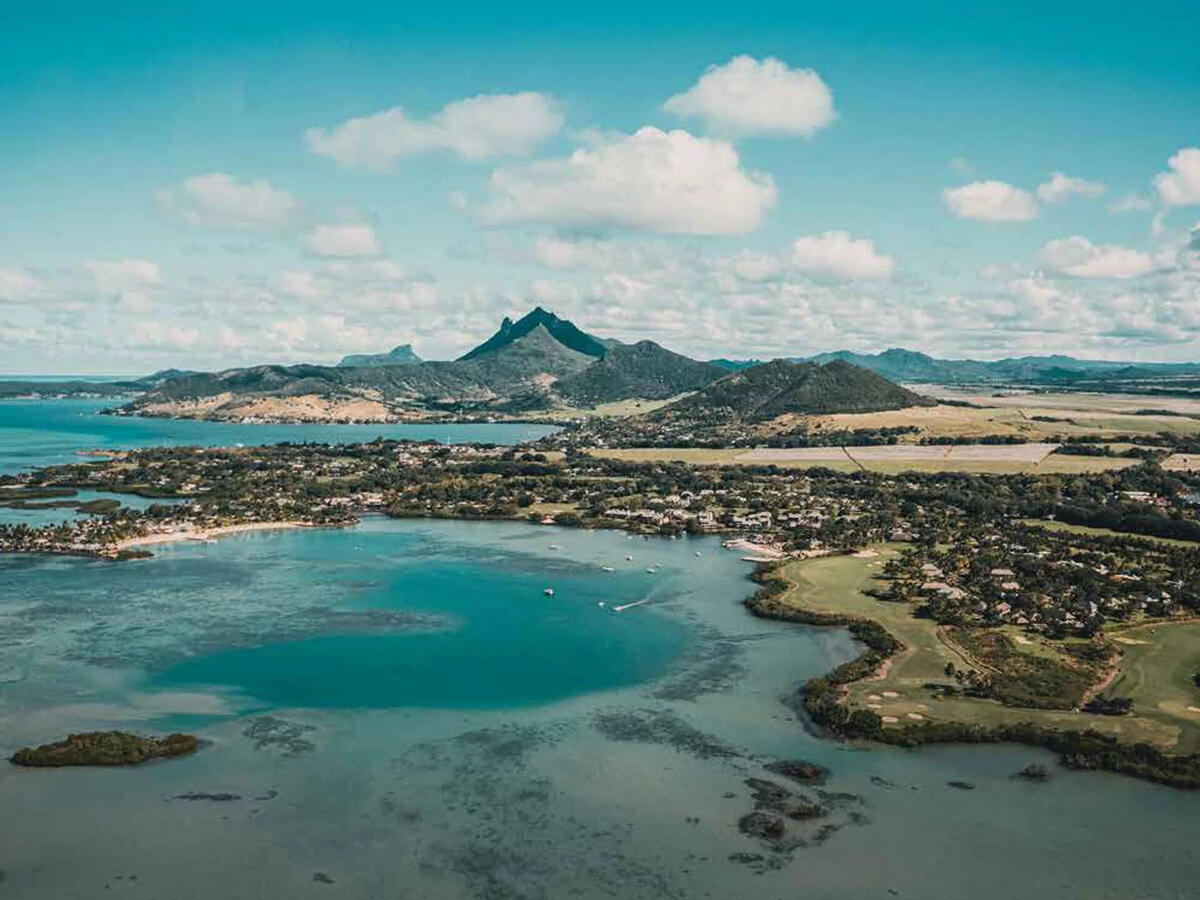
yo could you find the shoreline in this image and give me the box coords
[742,559,1200,790]
[112,520,315,552]
[9,503,1200,788]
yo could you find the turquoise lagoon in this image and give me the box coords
[2,517,1198,900]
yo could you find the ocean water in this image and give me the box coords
[0,398,558,474]
[2,518,1198,899]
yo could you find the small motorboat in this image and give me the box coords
[602,565,615,572]
[694,551,702,557]
[543,588,555,597]
[548,544,561,550]
[625,555,633,561]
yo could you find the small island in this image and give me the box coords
[10,731,198,767]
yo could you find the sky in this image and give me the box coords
[1,1,1199,374]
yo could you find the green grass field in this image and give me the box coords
[773,550,1183,748]
[1108,622,1200,752]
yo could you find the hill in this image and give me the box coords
[804,348,1200,384]
[337,345,422,368]
[554,341,726,406]
[123,318,599,418]
[657,359,930,424]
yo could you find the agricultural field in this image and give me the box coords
[592,444,1136,474]
[773,550,1187,749]
[812,394,1200,440]
[1162,453,1200,472]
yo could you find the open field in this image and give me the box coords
[1163,453,1200,472]
[1023,518,1200,547]
[811,396,1200,440]
[918,386,1200,417]
[773,551,1184,748]
[591,445,1136,474]
[1108,621,1200,752]
[741,443,1059,463]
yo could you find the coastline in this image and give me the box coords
[742,559,1200,790]
[112,520,314,552]
[9,488,1200,789]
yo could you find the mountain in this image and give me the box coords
[803,348,1200,384]
[337,345,422,368]
[123,315,601,417]
[460,307,608,361]
[657,359,930,424]
[554,340,727,406]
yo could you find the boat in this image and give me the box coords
[646,567,656,574]
[602,565,614,572]
[625,555,633,561]
[543,588,555,596]
[694,551,702,557]
[548,544,560,550]
[597,601,606,607]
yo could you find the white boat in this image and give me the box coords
[597,601,606,607]
[646,567,656,574]
[694,551,702,557]
[602,565,615,572]
[625,555,633,561]
[548,544,561,550]
[543,588,555,596]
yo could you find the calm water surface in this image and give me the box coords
[1,518,1197,900]
[0,398,558,474]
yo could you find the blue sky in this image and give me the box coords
[2,1,1198,373]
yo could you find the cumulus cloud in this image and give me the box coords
[1155,148,1200,206]
[302,224,382,258]
[86,259,161,291]
[480,127,776,234]
[155,173,302,231]
[86,258,163,313]
[0,267,40,303]
[306,92,563,171]
[1038,236,1154,279]
[1036,172,1106,203]
[789,231,895,280]
[943,181,1038,222]
[663,55,835,137]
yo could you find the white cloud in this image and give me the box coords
[306,92,563,171]
[302,224,382,258]
[0,267,40,303]
[1038,236,1154,279]
[789,231,895,280]
[663,55,835,137]
[943,181,1038,222]
[726,250,783,283]
[1108,193,1152,214]
[86,259,161,292]
[86,258,163,314]
[155,173,301,231]
[1036,172,1106,203]
[1155,148,1200,206]
[276,270,323,301]
[480,127,776,235]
